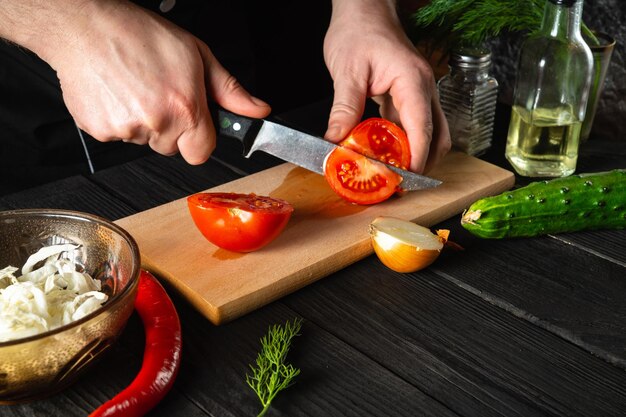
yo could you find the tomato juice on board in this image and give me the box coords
[268,166,368,219]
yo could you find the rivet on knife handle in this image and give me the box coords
[211,105,262,155]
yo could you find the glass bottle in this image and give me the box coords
[437,46,499,156]
[505,0,593,177]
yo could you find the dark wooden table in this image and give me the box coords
[2,101,626,417]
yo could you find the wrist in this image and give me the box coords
[330,0,399,25]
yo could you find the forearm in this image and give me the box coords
[0,0,118,62]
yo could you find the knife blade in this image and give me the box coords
[214,108,442,191]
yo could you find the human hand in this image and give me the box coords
[39,1,270,165]
[323,0,450,173]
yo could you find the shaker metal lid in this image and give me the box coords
[449,46,492,69]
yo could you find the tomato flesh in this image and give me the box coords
[341,118,411,169]
[187,193,294,252]
[324,118,410,205]
[324,147,402,205]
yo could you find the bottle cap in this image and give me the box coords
[449,47,492,69]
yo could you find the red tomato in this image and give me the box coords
[187,193,294,252]
[340,118,411,169]
[324,118,411,205]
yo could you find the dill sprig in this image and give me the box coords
[412,0,597,56]
[246,318,303,417]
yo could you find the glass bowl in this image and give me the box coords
[0,209,140,404]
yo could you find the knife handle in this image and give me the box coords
[210,105,262,155]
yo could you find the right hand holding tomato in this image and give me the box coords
[322,0,451,174]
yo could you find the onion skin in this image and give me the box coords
[371,238,441,273]
[368,216,449,273]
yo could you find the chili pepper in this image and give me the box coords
[90,269,182,417]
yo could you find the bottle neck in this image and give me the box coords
[539,0,584,40]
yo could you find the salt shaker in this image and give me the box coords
[437,47,499,156]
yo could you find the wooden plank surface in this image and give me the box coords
[282,255,626,417]
[116,151,514,324]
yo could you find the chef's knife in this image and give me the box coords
[213,108,442,191]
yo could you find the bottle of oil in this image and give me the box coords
[505,0,593,177]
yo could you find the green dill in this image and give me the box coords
[412,0,597,55]
[246,318,303,417]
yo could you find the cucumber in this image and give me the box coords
[461,169,626,238]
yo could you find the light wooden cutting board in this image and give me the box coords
[116,151,514,324]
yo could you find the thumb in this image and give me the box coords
[198,41,271,119]
[324,77,366,142]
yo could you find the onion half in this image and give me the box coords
[368,216,449,273]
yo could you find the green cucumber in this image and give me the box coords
[461,169,626,238]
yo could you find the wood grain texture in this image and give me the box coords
[282,255,626,417]
[0,176,135,220]
[115,152,515,324]
[168,299,460,417]
[433,215,626,369]
[90,154,244,213]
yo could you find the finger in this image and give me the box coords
[176,103,217,165]
[389,76,435,173]
[198,41,271,119]
[324,75,367,142]
[147,49,217,164]
[143,110,216,164]
[423,95,451,174]
[373,94,400,125]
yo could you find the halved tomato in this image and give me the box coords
[340,118,411,170]
[324,118,411,205]
[187,192,294,252]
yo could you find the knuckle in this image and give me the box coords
[329,102,361,120]
[423,118,435,137]
[419,62,435,84]
[223,74,243,93]
[169,91,201,128]
[83,122,116,143]
[405,55,436,86]
[215,74,245,102]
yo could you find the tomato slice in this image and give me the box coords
[324,147,403,205]
[324,118,410,205]
[340,118,411,169]
[187,193,294,252]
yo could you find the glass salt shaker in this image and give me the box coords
[437,47,499,156]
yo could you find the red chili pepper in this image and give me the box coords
[90,269,182,417]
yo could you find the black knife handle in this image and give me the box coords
[210,103,262,155]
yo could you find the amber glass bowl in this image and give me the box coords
[0,209,140,404]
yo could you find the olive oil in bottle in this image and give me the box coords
[506,106,582,177]
[505,0,592,177]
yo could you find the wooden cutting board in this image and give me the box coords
[116,151,514,324]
